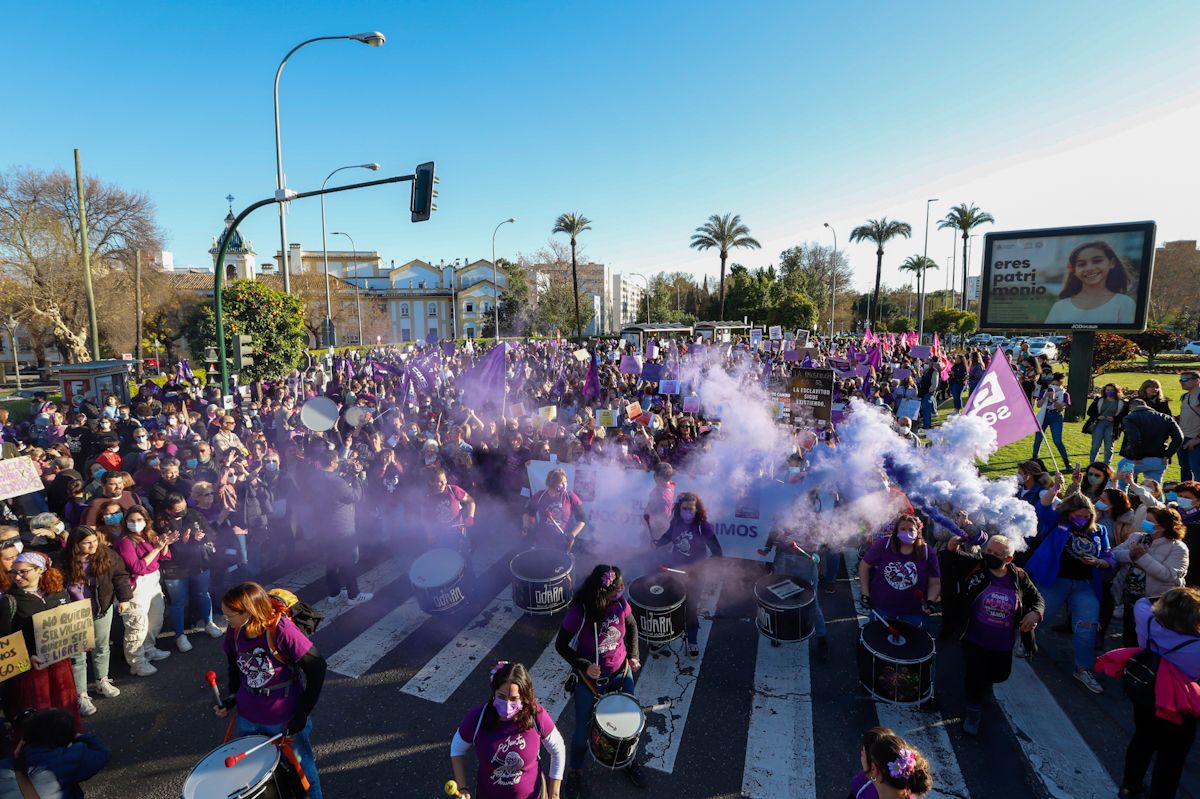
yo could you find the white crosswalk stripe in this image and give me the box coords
[271,562,326,594]
[741,634,816,799]
[311,556,409,626]
[526,633,574,719]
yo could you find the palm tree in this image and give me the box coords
[552,212,592,339]
[849,218,912,327]
[937,203,995,310]
[689,213,761,321]
[899,255,939,335]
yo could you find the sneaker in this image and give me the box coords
[176,634,193,653]
[93,678,121,698]
[326,590,348,607]
[78,694,97,717]
[145,648,171,662]
[688,642,700,658]
[130,661,158,677]
[625,760,647,788]
[1075,669,1104,694]
[346,592,374,606]
[963,705,981,736]
[1013,639,1027,659]
[563,769,583,799]
[822,582,836,595]
[204,621,226,638]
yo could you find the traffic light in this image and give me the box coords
[233,334,255,373]
[204,346,220,384]
[411,161,438,222]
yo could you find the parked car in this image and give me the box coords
[1184,340,1200,356]
[1026,338,1058,360]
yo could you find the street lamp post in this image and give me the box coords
[274,31,386,294]
[331,231,363,346]
[919,197,938,340]
[4,318,20,390]
[152,337,162,374]
[823,222,838,340]
[491,218,516,340]
[321,163,380,347]
[629,273,650,324]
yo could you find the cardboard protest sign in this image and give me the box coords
[795,329,810,345]
[645,341,658,360]
[537,406,557,421]
[0,458,44,503]
[619,355,643,375]
[510,402,527,418]
[625,401,644,420]
[659,379,681,395]
[789,368,835,427]
[784,350,799,363]
[798,346,819,361]
[768,325,782,341]
[32,600,95,666]
[750,329,763,350]
[892,368,911,381]
[540,420,560,438]
[573,349,590,363]
[682,396,701,414]
[897,399,921,420]
[596,408,617,427]
[0,634,30,682]
[910,345,932,359]
[641,363,663,383]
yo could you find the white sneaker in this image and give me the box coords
[78,695,97,717]
[204,621,226,639]
[130,661,158,677]
[176,634,193,653]
[346,592,374,606]
[326,590,348,607]
[145,648,171,662]
[93,678,121,698]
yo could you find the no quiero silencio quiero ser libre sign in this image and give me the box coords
[978,221,1156,333]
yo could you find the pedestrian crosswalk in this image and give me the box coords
[267,546,1140,798]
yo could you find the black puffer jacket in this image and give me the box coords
[52,547,134,618]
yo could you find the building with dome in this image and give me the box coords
[208,198,256,280]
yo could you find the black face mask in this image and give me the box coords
[983,553,1006,570]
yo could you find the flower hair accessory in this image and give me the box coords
[601,570,616,588]
[888,748,917,780]
[489,661,510,678]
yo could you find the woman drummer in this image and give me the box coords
[554,565,643,799]
[858,514,941,632]
[653,492,722,657]
[423,466,477,553]
[523,468,586,553]
[449,661,566,799]
[213,582,327,799]
[757,521,829,661]
[945,534,1044,736]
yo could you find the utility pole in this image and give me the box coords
[4,318,20,390]
[74,149,100,361]
[134,250,144,380]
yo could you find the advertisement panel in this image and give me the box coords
[978,221,1155,332]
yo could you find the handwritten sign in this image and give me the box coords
[0,458,44,503]
[619,355,643,375]
[641,363,663,383]
[892,368,911,381]
[510,402,527,418]
[537,406,557,421]
[789,368,835,427]
[750,329,763,350]
[540,421,560,438]
[32,600,95,666]
[659,379,681,395]
[768,325,782,341]
[682,396,701,414]
[573,349,590,363]
[910,345,932,359]
[597,409,617,427]
[0,633,30,682]
[625,401,644,420]
[645,341,658,360]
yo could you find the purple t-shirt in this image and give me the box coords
[525,488,583,545]
[561,600,631,677]
[662,518,718,566]
[964,571,1019,651]
[222,616,313,725]
[863,538,940,616]
[458,704,554,799]
[850,771,879,799]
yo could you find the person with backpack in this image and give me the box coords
[945,534,1044,736]
[449,661,566,799]
[213,581,327,799]
[1108,588,1200,798]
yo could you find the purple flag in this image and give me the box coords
[583,353,600,402]
[460,343,509,409]
[962,348,1041,447]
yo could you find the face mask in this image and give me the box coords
[264,462,279,472]
[148,459,160,468]
[1087,474,1103,486]
[1095,500,1109,512]
[896,529,919,544]
[168,418,178,426]
[186,458,199,468]
[1179,498,1195,510]
[983,553,1005,570]
[249,411,258,418]
[1070,516,1090,530]
[788,466,802,475]
[680,509,696,522]
[1104,390,1116,397]
[492,697,522,720]
[120,412,130,419]
[127,520,146,533]
[103,512,124,526]
[1166,491,1179,503]
[1141,520,1157,535]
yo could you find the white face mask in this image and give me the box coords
[128,520,146,534]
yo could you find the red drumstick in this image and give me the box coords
[224,734,283,768]
[657,565,687,575]
[205,671,222,706]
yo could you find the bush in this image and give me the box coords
[1127,328,1185,366]
[1058,333,1140,373]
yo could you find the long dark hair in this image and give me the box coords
[569,564,625,623]
[888,513,928,557]
[671,492,708,525]
[482,661,538,732]
[1059,240,1130,299]
[66,526,114,586]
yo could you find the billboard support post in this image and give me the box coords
[1066,331,1094,422]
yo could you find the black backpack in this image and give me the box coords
[1123,617,1194,708]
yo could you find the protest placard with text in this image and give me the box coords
[0,634,30,683]
[33,600,95,666]
[0,458,44,503]
[596,408,617,427]
[659,379,680,395]
[682,396,701,414]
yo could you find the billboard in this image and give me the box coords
[977,221,1155,332]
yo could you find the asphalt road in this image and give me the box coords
[74,514,1200,799]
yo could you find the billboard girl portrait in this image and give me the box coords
[1044,240,1136,325]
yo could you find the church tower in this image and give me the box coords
[209,195,257,280]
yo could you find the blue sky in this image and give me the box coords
[3,0,1198,295]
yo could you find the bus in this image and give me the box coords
[619,323,694,349]
[693,321,751,343]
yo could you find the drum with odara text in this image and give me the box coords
[627,573,686,644]
[182,736,305,799]
[856,618,935,705]
[510,548,574,615]
[409,548,468,614]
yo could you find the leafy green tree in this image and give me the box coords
[849,218,912,328]
[937,203,995,309]
[899,255,939,334]
[690,213,761,321]
[769,289,818,330]
[1128,328,1185,366]
[926,308,977,336]
[535,274,594,336]
[778,243,853,334]
[551,212,591,340]
[182,280,305,380]
[482,259,528,337]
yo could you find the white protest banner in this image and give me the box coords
[0,634,31,682]
[659,379,681,395]
[768,325,782,341]
[32,600,95,666]
[0,458,44,503]
[682,396,701,414]
[573,349,590,363]
[750,329,763,350]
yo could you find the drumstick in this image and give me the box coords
[869,610,900,638]
[224,734,283,768]
[204,671,222,707]
[444,779,469,798]
[658,565,687,575]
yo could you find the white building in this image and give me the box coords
[610,273,645,330]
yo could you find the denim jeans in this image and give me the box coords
[819,549,842,589]
[162,571,213,637]
[1117,457,1166,484]
[920,395,934,430]
[233,533,254,577]
[71,605,114,694]
[949,381,965,411]
[1089,420,1115,464]
[1180,442,1200,483]
[234,714,322,799]
[569,667,635,769]
[1038,576,1100,669]
[1033,410,1071,465]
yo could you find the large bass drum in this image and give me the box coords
[753,574,815,642]
[409,548,468,613]
[511,548,574,615]
[627,573,686,644]
[856,619,935,705]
